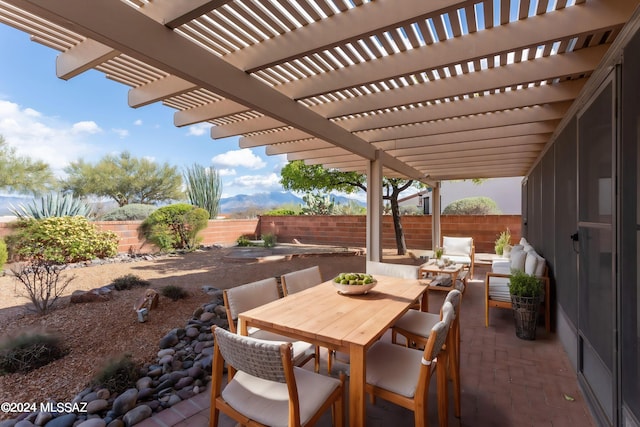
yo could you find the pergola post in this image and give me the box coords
[432,181,441,249]
[366,152,383,262]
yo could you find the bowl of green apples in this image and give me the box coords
[332,272,377,295]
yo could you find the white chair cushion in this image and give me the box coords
[366,261,420,279]
[223,367,341,427]
[366,341,423,398]
[393,309,439,337]
[442,236,473,256]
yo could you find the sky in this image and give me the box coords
[0,24,288,199]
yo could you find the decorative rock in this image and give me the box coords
[81,392,98,403]
[155,379,174,392]
[213,305,227,317]
[167,395,182,407]
[95,389,110,400]
[176,388,194,401]
[0,420,18,427]
[147,367,162,378]
[158,332,179,349]
[105,420,124,427]
[111,389,138,417]
[42,413,76,427]
[157,349,174,358]
[174,376,193,390]
[192,307,204,319]
[86,399,109,414]
[135,377,153,390]
[137,388,155,400]
[70,289,109,304]
[199,312,216,322]
[75,419,106,427]
[122,405,151,427]
[158,354,173,365]
[187,366,202,379]
[185,327,199,338]
[34,411,53,425]
[14,421,34,427]
[168,370,188,383]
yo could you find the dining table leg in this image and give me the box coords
[349,343,366,427]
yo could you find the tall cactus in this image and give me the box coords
[183,164,222,219]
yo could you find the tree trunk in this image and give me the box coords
[389,196,407,255]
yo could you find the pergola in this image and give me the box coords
[0,0,636,259]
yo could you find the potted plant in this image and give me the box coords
[508,269,543,340]
[494,228,512,256]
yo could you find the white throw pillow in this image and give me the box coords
[510,249,527,271]
[524,252,538,276]
[533,253,546,277]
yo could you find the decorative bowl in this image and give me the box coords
[332,273,377,295]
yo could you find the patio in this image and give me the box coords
[135,263,595,427]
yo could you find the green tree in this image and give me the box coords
[280,161,425,255]
[62,151,183,206]
[183,163,222,219]
[443,196,501,215]
[0,136,55,194]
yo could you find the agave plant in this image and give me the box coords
[9,192,93,219]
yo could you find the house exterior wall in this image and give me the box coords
[523,17,640,427]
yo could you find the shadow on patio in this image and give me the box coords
[136,264,595,427]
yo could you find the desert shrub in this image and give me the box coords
[264,208,299,216]
[442,196,502,215]
[111,274,150,291]
[138,203,209,252]
[0,239,7,271]
[0,330,67,374]
[161,285,189,301]
[92,354,139,394]
[262,233,277,248]
[236,235,252,247]
[6,216,118,264]
[100,203,157,221]
[9,192,93,219]
[11,260,75,315]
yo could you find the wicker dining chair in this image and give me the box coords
[210,326,345,427]
[223,277,316,368]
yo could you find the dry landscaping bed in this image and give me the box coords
[0,246,366,421]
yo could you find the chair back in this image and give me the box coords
[425,302,453,361]
[223,277,280,332]
[366,261,420,279]
[444,289,462,317]
[282,266,323,296]
[213,326,290,383]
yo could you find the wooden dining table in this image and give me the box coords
[238,274,429,427]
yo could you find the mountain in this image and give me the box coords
[0,195,31,216]
[219,191,364,213]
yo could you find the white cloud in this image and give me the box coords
[112,128,129,138]
[134,119,143,126]
[187,123,211,136]
[229,173,281,191]
[217,168,236,176]
[212,148,266,170]
[0,100,99,175]
[71,121,101,134]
